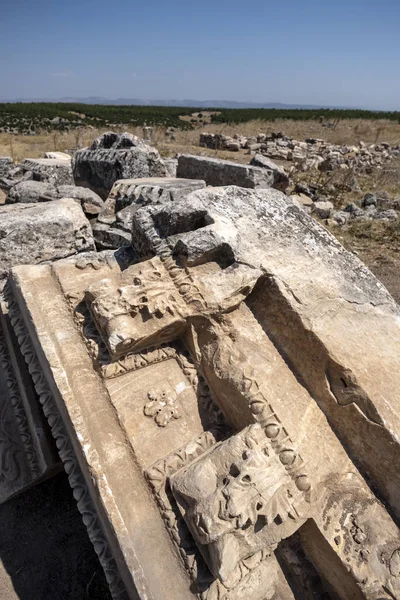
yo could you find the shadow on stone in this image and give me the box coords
[0,472,111,600]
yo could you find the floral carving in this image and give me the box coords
[144,388,182,427]
[170,424,305,581]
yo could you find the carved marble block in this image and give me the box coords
[171,424,307,581]
[0,302,60,504]
[4,185,400,600]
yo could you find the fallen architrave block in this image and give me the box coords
[3,186,400,600]
[19,157,74,185]
[133,186,400,519]
[0,301,60,504]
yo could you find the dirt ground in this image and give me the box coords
[335,229,400,304]
[0,473,111,600]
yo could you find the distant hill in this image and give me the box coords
[0,97,353,110]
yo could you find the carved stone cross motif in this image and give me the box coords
[85,256,262,359]
[83,252,314,585]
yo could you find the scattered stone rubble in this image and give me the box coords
[289,183,400,226]
[200,131,400,173]
[1,131,400,600]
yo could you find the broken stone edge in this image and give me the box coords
[4,281,130,600]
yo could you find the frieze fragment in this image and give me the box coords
[85,255,262,359]
[170,423,307,582]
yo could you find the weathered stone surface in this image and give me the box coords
[313,200,334,219]
[5,184,400,600]
[6,180,58,204]
[92,221,132,250]
[177,154,274,189]
[0,199,95,280]
[73,132,168,199]
[92,177,207,250]
[0,166,30,191]
[0,301,59,504]
[290,193,314,212]
[250,153,289,191]
[115,205,135,231]
[6,180,104,216]
[133,186,400,523]
[109,177,207,212]
[362,193,377,208]
[44,151,71,160]
[0,157,13,178]
[19,158,73,185]
[57,184,104,215]
[163,158,178,177]
[374,208,398,220]
[170,423,307,581]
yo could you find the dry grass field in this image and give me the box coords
[203,117,400,145]
[1,118,400,162]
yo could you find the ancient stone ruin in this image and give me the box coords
[1,132,400,600]
[200,131,400,173]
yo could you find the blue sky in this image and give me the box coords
[1,0,399,109]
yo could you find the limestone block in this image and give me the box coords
[0,302,59,504]
[176,154,274,189]
[19,158,74,185]
[6,180,104,216]
[290,193,315,212]
[73,132,168,199]
[0,198,95,280]
[57,184,104,215]
[6,180,58,203]
[250,153,289,191]
[44,151,71,160]
[313,200,334,219]
[0,157,13,178]
[109,177,207,212]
